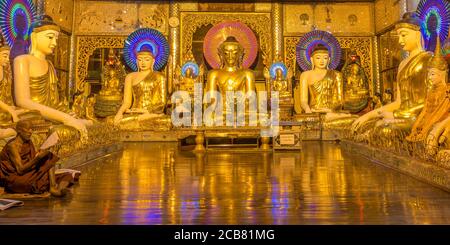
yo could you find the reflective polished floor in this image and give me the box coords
[1,141,450,224]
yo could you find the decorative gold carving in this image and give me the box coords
[272,3,283,59]
[139,3,169,34]
[198,3,255,12]
[284,36,374,94]
[255,2,272,12]
[375,0,401,34]
[75,36,126,92]
[181,12,272,67]
[44,0,73,32]
[284,3,374,36]
[74,1,168,35]
[169,3,180,95]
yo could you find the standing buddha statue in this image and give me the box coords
[13,15,91,141]
[113,45,170,130]
[351,12,432,145]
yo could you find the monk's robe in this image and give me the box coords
[0,139,75,194]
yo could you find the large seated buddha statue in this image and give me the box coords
[113,45,171,131]
[13,15,91,141]
[295,44,356,126]
[205,36,258,125]
[351,12,432,145]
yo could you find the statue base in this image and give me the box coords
[94,94,122,117]
[341,140,450,192]
[177,126,272,152]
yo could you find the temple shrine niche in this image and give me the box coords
[1,0,450,226]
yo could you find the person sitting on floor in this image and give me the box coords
[0,119,78,197]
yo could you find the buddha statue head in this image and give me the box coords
[395,12,423,53]
[29,15,60,56]
[218,36,244,69]
[185,66,194,79]
[275,67,284,80]
[427,38,448,88]
[310,44,330,70]
[136,45,155,72]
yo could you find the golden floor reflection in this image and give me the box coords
[1,142,450,224]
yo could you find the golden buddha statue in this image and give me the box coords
[296,44,355,122]
[113,46,170,131]
[13,15,91,141]
[342,52,369,113]
[174,60,204,97]
[85,95,98,122]
[351,12,432,145]
[95,49,125,118]
[407,39,450,144]
[264,61,294,120]
[205,36,257,124]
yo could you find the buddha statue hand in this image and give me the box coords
[10,110,19,123]
[426,120,450,156]
[113,113,123,126]
[138,113,162,121]
[351,110,378,133]
[311,108,332,113]
[63,117,88,143]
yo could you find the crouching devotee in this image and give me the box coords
[0,120,78,197]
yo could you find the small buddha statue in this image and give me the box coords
[407,39,450,144]
[85,95,98,122]
[113,45,170,130]
[0,38,20,139]
[351,12,432,145]
[296,43,354,122]
[13,15,91,141]
[174,60,204,96]
[99,49,124,97]
[342,55,369,113]
[205,36,257,124]
[264,61,294,120]
[95,49,125,118]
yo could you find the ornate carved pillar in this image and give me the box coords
[373,36,380,95]
[68,0,77,100]
[168,1,180,95]
[271,2,283,61]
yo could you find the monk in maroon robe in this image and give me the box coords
[0,120,76,197]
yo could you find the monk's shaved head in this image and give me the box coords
[16,119,32,131]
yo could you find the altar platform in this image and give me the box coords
[341,140,450,192]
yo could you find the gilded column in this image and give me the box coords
[168,1,180,95]
[271,2,283,61]
[68,0,77,101]
[373,36,380,95]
